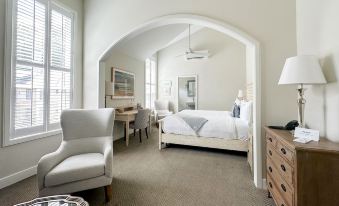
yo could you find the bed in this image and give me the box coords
[158,83,253,152]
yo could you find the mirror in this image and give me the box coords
[178,75,197,111]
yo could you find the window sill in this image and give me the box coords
[3,129,62,147]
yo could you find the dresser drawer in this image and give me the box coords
[268,162,293,206]
[267,144,294,187]
[276,140,294,164]
[267,142,278,161]
[266,133,277,148]
[267,174,290,206]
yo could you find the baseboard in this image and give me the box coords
[0,165,37,189]
[262,178,267,190]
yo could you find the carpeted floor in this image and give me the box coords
[0,127,275,206]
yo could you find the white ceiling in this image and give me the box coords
[111,24,203,61]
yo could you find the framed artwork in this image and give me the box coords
[162,80,172,96]
[187,80,196,97]
[111,67,135,99]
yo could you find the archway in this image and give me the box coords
[97,14,263,188]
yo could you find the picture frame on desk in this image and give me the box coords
[111,67,135,99]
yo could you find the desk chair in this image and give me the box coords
[130,109,151,142]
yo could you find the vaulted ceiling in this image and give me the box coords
[111,24,203,61]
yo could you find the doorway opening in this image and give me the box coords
[97,14,262,188]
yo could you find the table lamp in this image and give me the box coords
[237,90,244,100]
[278,55,326,128]
[105,81,114,108]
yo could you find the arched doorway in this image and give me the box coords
[97,14,263,188]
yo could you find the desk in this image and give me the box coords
[115,110,151,146]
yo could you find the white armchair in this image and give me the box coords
[154,100,173,122]
[37,109,115,201]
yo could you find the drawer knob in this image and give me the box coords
[281,164,286,172]
[269,137,273,142]
[281,148,287,155]
[269,182,273,188]
[281,184,287,192]
[269,166,272,173]
[269,150,272,156]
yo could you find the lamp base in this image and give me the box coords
[297,84,306,128]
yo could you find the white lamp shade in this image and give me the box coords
[279,55,327,85]
[105,81,114,96]
[237,90,244,98]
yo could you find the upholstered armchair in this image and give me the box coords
[154,100,173,122]
[37,109,115,201]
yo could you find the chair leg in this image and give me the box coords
[134,129,136,136]
[139,129,142,143]
[124,124,126,141]
[105,185,112,202]
[145,128,149,139]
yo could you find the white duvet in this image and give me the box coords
[161,110,249,140]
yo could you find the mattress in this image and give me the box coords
[161,110,249,140]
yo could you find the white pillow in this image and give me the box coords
[240,101,252,125]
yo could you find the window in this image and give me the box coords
[145,58,157,109]
[4,0,74,145]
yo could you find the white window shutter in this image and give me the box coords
[13,0,46,136]
[49,8,73,128]
[145,58,157,109]
[10,0,74,139]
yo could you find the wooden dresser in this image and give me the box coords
[265,127,339,206]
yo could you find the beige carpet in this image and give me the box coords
[0,127,275,206]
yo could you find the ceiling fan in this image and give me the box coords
[176,24,210,60]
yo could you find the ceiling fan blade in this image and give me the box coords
[175,53,186,57]
[191,50,209,54]
[185,56,208,61]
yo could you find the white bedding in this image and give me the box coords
[161,110,249,140]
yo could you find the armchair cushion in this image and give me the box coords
[45,153,105,187]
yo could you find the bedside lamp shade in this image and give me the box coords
[279,55,326,85]
[105,81,114,96]
[237,90,244,99]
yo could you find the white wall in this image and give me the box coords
[158,28,246,112]
[103,51,145,140]
[0,0,83,184]
[297,0,339,142]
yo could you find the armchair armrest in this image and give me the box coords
[37,142,68,189]
[103,142,113,178]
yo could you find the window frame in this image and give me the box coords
[3,0,76,146]
[144,57,157,110]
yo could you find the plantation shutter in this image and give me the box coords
[145,58,157,109]
[10,0,73,138]
[48,8,73,129]
[13,0,47,137]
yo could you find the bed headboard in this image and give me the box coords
[246,83,254,101]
